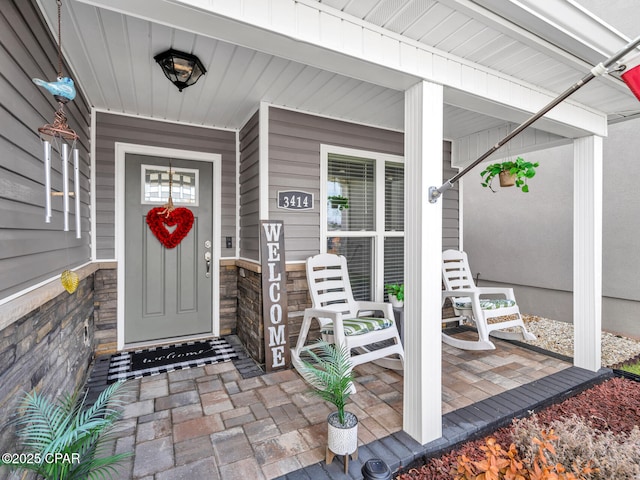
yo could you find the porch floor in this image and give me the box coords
[104,332,611,480]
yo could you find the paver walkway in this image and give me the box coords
[100,331,587,479]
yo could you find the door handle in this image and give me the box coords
[205,251,211,278]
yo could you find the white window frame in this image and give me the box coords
[320,144,404,302]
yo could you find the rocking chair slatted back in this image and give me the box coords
[291,253,404,386]
[443,253,476,291]
[307,255,358,318]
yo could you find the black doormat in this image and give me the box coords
[107,337,238,383]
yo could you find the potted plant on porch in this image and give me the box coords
[385,283,404,308]
[480,156,539,192]
[299,341,358,472]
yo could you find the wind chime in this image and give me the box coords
[145,162,194,249]
[33,0,80,293]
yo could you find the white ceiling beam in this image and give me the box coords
[72,0,609,137]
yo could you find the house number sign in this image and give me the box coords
[277,190,313,210]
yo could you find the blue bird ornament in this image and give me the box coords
[32,76,76,103]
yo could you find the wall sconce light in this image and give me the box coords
[154,49,207,92]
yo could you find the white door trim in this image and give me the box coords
[115,142,222,350]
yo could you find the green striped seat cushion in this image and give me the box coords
[454,298,516,310]
[321,317,394,336]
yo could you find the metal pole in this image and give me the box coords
[429,34,640,203]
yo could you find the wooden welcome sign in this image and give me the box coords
[260,220,290,371]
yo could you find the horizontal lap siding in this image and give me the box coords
[442,141,459,250]
[0,0,91,299]
[269,108,404,261]
[239,111,260,260]
[269,108,457,261]
[95,113,237,259]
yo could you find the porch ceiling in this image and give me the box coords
[35,0,640,138]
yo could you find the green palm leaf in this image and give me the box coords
[2,381,132,480]
[300,341,354,424]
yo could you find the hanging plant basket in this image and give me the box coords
[480,157,539,193]
[328,195,349,210]
[498,170,516,187]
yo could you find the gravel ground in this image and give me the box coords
[521,314,640,367]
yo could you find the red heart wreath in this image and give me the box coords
[146,207,194,249]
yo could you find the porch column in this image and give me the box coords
[573,135,603,371]
[403,80,443,443]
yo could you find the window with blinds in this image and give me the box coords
[325,151,404,302]
[385,163,404,232]
[327,155,375,232]
[327,237,373,300]
[384,237,404,302]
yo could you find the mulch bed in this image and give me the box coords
[396,375,640,479]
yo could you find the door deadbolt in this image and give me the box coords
[205,240,212,249]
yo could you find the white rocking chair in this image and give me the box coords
[442,249,536,350]
[291,254,404,389]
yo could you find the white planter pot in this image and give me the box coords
[327,411,358,456]
[389,294,404,308]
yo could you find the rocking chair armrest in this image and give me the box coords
[356,301,394,320]
[303,308,347,346]
[442,289,478,300]
[476,287,516,300]
[303,307,341,322]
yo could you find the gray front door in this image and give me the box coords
[124,154,213,344]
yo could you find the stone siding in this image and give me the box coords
[237,265,263,364]
[236,262,313,366]
[219,261,238,336]
[0,276,96,463]
[94,267,117,355]
[93,264,239,354]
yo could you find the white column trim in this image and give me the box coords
[573,135,603,371]
[403,80,443,444]
[90,106,97,261]
[235,129,241,258]
[259,102,270,222]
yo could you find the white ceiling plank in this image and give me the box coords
[265,63,313,105]
[176,35,222,125]
[423,12,473,48]
[348,0,383,20]
[212,51,276,125]
[103,12,141,113]
[201,46,260,126]
[435,19,485,53]
[447,26,502,59]
[402,2,453,41]
[124,15,153,117]
[147,22,175,121]
[384,0,437,33]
